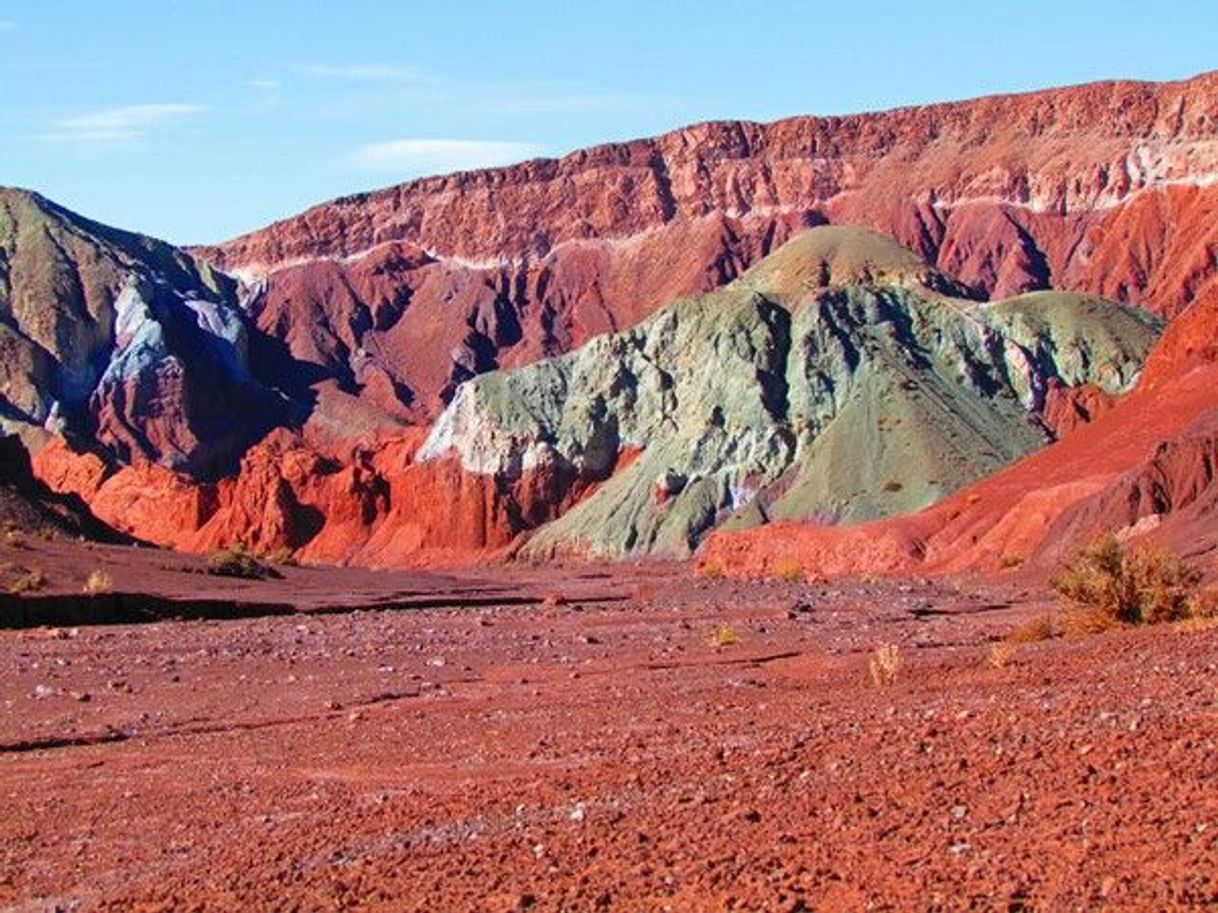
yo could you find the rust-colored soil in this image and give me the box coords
[2,554,1217,911]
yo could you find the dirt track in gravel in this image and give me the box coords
[2,553,1217,911]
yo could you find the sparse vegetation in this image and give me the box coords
[83,569,114,595]
[985,640,1016,669]
[772,556,803,583]
[868,643,902,686]
[1052,533,1204,629]
[4,528,26,548]
[36,526,57,542]
[698,560,725,580]
[999,553,1024,570]
[9,567,46,594]
[633,582,661,604]
[263,547,299,567]
[709,623,738,649]
[206,545,278,580]
[1004,613,1057,644]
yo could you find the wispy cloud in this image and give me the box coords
[473,89,675,116]
[248,78,280,91]
[288,62,434,84]
[37,103,207,143]
[351,139,545,174]
[0,20,15,31]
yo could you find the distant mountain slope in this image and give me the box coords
[0,188,290,477]
[192,72,1218,425]
[416,228,1160,558]
[15,69,1218,570]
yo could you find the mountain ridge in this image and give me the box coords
[198,70,1218,272]
[172,69,1218,428]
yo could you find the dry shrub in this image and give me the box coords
[83,569,113,595]
[868,643,901,686]
[1052,533,1202,628]
[1004,613,1057,644]
[999,554,1024,570]
[207,546,279,580]
[772,556,803,583]
[698,560,725,580]
[9,567,46,594]
[263,547,299,567]
[4,528,25,548]
[709,623,738,649]
[1188,587,1218,620]
[633,582,661,604]
[985,640,1016,668]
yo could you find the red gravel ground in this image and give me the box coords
[2,549,1217,911]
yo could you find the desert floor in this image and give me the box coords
[2,553,1217,911]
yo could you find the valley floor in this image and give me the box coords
[2,562,1217,911]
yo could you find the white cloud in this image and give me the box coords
[351,139,545,174]
[289,62,433,83]
[248,78,280,91]
[38,103,206,143]
[0,20,15,31]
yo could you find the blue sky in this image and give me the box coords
[2,0,1215,244]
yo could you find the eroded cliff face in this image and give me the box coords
[189,72,1218,424]
[41,228,1158,564]
[414,228,1160,559]
[0,188,290,478]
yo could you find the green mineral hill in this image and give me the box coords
[418,226,1163,559]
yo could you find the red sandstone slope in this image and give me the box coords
[193,72,1218,423]
[700,288,1218,577]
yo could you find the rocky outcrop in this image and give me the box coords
[0,434,123,541]
[1046,409,1218,557]
[0,188,290,477]
[415,228,1160,559]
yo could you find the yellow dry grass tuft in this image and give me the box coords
[207,545,273,580]
[9,567,46,594]
[868,643,902,687]
[985,641,1016,669]
[772,556,803,583]
[83,569,114,595]
[709,623,738,649]
[1004,613,1057,644]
